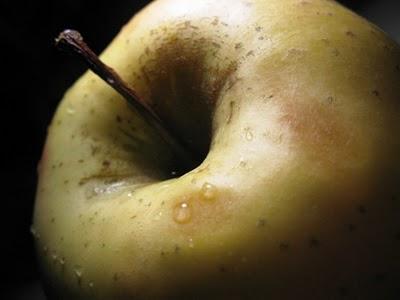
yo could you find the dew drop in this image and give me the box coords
[188,238,195,248]
[74,266,83,285]
[75,268,82,277]
[51,253,58,262]
[245,128,254,141]
[66,107,75,115]
[154,211,163,221]
[59,257,65,267]
[30,226,40,240]
[173,202,192,224]
[29,226,36,236]
[201,182,217,201]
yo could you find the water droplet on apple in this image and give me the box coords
[29,226,36,235]
[59,257,65,267]
[30,226,40,240]
[88,282,94,288]
[173,202,192,224]
[201,182,217,201]
[74,266,83,285]
[245,128,254,141]
[154,211,163,221]
[66,107,75,115]
[51,252,58,262]
[188,238,195,248]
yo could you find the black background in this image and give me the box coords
[0,0,398,298]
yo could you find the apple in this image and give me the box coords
[32,0,400,298]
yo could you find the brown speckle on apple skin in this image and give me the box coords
[372,90,380,97]
[346,30,356,38]
[257,219,266,227]
[235,42,243,50]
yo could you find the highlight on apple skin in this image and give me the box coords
[32,0,400,299]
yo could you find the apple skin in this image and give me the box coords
[32,0,400,299]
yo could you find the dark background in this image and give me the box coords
[0,0,399,298]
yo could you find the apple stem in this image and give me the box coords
[55,29,195,174]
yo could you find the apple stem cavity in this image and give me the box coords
[55,29,196,175]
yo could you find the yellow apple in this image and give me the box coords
[32,0,400,298]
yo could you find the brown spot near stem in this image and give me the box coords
[138,21,238,164]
